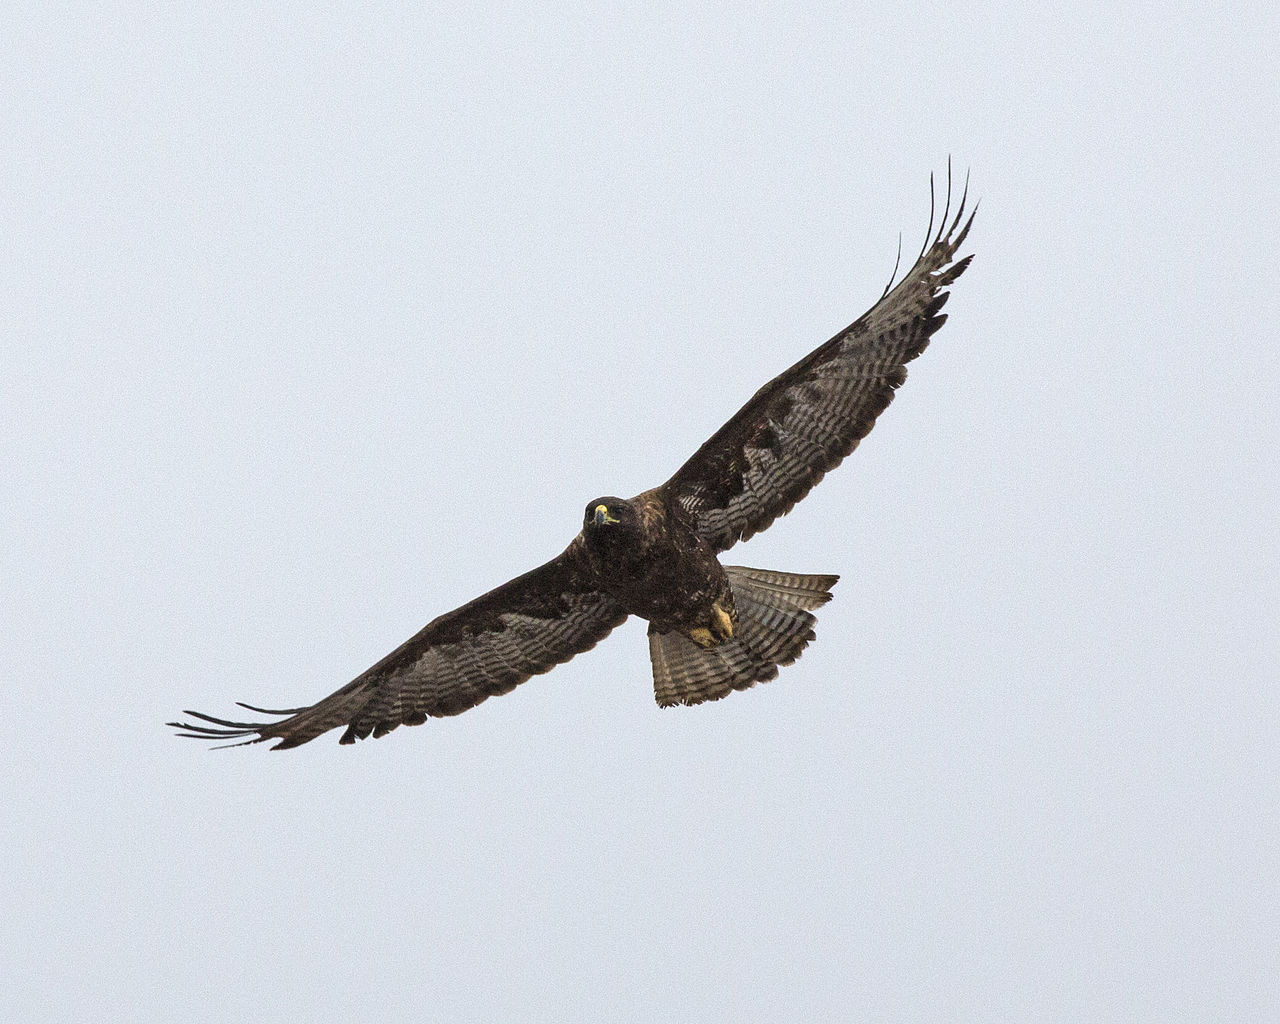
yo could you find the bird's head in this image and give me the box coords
[584,496,634,533]
[583,496,644,566]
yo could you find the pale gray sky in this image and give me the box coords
[3,4,1278,1022]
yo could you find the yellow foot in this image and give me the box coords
[688,627,716,648]
[712,603,735,640]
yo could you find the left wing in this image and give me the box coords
[170,541,625,749]
[662,174,976,553]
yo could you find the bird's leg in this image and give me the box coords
[712,602,735,640]
[688,626,717,647]
[688,599,735,648]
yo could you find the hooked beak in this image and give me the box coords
[593,504,620,527]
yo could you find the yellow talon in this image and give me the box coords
[688,627,716,648]
[713,604,734,639]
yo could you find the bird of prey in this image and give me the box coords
[171,173,975,749]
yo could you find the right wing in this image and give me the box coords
[169,541,625,749]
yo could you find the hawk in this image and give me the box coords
[171,174,975,749]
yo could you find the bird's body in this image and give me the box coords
[581,489,734,642]
[171,173,976,749]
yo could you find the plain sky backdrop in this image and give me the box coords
[3,4,1277,1022]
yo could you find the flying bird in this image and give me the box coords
[171,173,975,749]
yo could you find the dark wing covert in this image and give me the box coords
[662,172,976,553]
[169,542,625,749]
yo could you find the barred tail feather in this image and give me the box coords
[649,566,838,707]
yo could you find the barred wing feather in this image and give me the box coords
[170,545,625,749]
[664,176,976,553]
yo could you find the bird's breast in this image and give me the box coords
[591,534,727,631]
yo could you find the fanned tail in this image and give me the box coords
[649,566,838,707]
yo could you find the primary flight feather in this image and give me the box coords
[171,171,976,749]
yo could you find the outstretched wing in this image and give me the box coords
[170,541,625,749]
[662,173,976,553]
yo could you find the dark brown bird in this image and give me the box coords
[171,173,975,749]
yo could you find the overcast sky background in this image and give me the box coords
[3,4,1277,1022]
